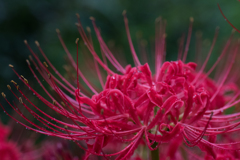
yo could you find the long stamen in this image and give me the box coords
[191,27,219,85]
[122,10,141,67]
[86,27,105,89]
[182,17,194,63]
[91,19,125,74]
[218,4,240,34]
[76,38,80,91]
[210,43,239,102]
[195,31,234,86]
[75,14,114,75]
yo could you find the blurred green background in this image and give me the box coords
[0,0,240,121]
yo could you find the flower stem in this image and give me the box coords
[151,142,159,160]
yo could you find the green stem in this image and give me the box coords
[151,142,159,160]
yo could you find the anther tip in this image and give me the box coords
[232,29,236,33]
[75,38,79,44]
[7,85,11,90]
[26,59,30,65]
[24,40,28,44]
[155,16,162,23]
[190,17,194,22]
[19,97,23,104]
[35,41,40,47]
[9,64,14,68]
[89,16,95,21]
[86,26,91,32]
[122,10,127,15]
[10,80,17,85]
[56,28,60,33]
[24,78,28,84]
[1,92,6,98]
[75,23,81,27]
[43,62,48,68]
[76,13,80,18]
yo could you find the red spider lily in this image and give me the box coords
[0,123,21,160]
[1,10,240,160]
[0,119,79,160]
[0,121,35,160]
[0,142,21,160]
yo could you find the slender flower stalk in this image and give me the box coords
[1,10,240,159]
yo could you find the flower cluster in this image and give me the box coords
[0,121,79,160]
[0,123,21,160]
[2,11,240,160]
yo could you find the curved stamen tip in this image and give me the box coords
[9,64,14,68]
[7,85,11,90]
[24,40,28,44]
[190,17,194,22]
[89,16,95,21]
[29,55,33,60]
[1,92,6,98]
[86,26,91,33]
[122,10,127,16]
[56,28,60,33]
[76,13,80,18]
[75,38,79,44]
[35,41,40,47]
[26,59,30,65]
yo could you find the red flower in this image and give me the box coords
[0,142,21,160]
[0,122,21,160]
[2,11,240,159]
